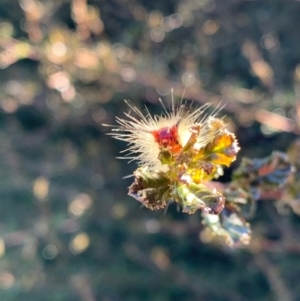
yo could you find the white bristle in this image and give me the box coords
[108,98,222,171]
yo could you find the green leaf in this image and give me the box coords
[174,183,225,214]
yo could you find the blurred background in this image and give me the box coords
[0,0,300,300]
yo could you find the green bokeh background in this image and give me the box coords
[0,0,300,300]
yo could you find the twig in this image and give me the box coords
[253,252,293,301]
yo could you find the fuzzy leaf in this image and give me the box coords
[221,208,251,245]
[128,167,171,210]
[233,151,293,188]
[202,207,251,247]
[175,183,225,215]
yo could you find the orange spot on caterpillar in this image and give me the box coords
[152,125,182,154]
